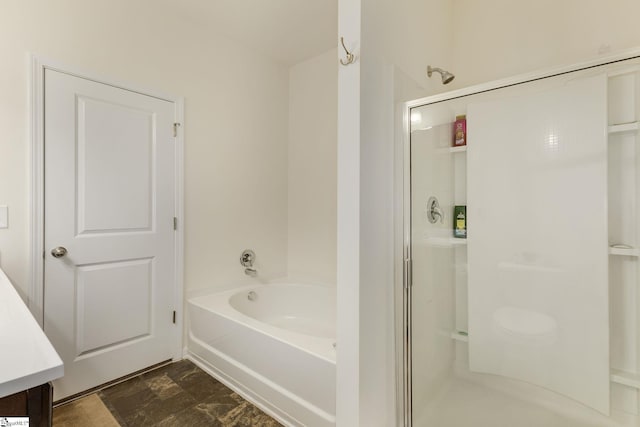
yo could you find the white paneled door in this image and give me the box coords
[43,69,177,400]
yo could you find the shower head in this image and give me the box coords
[427,66,455,84]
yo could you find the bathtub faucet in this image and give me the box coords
[244,268,257,277]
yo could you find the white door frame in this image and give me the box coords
[29,55,185,361]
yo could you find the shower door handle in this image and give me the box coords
[404,258,412,289]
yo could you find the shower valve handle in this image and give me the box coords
[240,249,255,267]
[427,197,444,224]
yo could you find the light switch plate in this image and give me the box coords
[0,205,7,229]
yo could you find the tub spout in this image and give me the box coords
[244,268,257,277]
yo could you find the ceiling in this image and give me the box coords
[162,0,338,66]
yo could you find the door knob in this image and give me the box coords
[51,246,68,258]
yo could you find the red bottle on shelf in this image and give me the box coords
[453,115,466,147]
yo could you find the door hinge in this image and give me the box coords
[173,217,178,230]
[172,310,176,324]
[173,122,181,137]
[404,258,412,289]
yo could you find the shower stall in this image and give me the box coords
[401,55,640,426]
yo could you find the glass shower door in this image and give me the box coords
[409,102,468,426]
[408,70,611,426]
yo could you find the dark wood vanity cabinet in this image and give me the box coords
[0,383,53,427]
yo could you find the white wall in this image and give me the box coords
[288,48,338,285]
[0,0,289,302]
[451,0,640,89]
[364,0,454,94]
[360,0,455,424]
[337,0,455,425]
[336,0,362,424]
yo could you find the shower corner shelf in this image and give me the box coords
[609,246,640,257]
[449,146,467,153]
[424,236,468,248]
[608,121,639,134]
[451,331,469,342]
[611,369,640,389]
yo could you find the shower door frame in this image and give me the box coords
[396,47,640,427]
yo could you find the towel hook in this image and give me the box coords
[340,37,355,66]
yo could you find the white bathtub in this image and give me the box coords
[187,283,336,427]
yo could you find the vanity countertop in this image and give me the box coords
[0,268,63,398]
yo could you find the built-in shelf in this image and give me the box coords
[451,331,469,342]
[608,122,639,134]
[611,369,640,389]
[609,246,640,257]
[450,146,467,153]
[454,263,468,273]
[608,66,640,78]
[425,236,467,248]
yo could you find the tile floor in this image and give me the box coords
[53,360,282,426]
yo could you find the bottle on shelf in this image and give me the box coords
[453,115,467,147]
[454,205,467,238]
